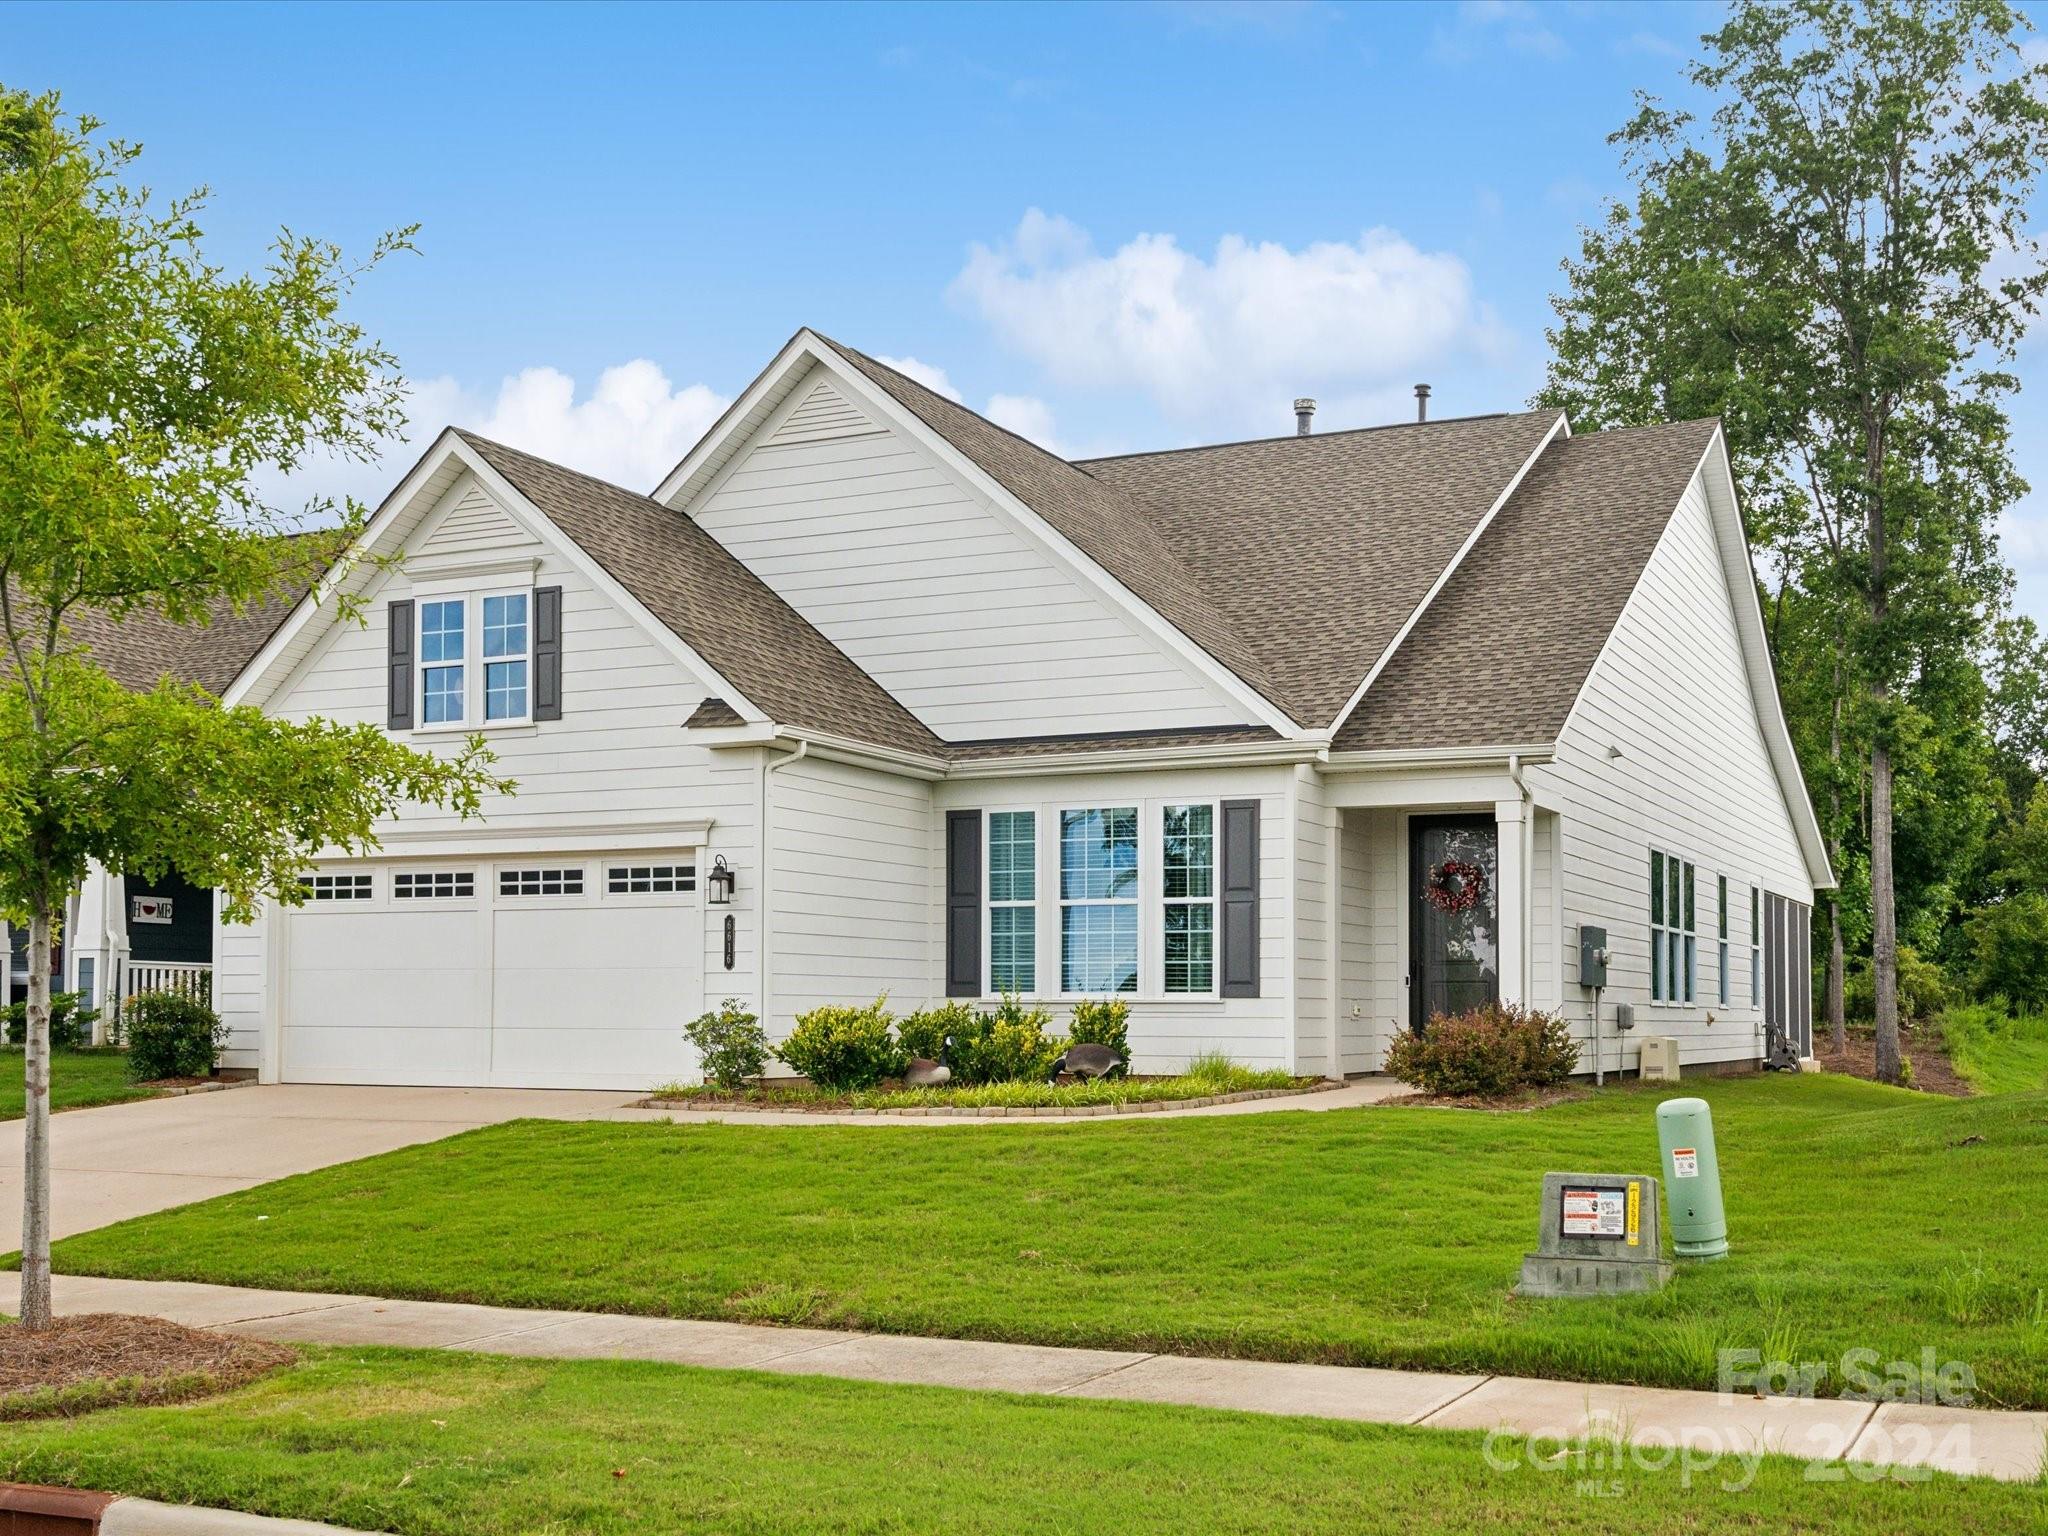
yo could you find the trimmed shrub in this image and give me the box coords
[948,993,1063,1085]
[124,990,227,1081]
[684,998,768,1090]
[1066,997,1130,1070]
[897,1000,980,1065]
[1383,1002,1579,1098]
[3,990,100,1049]
[776,998,904,1091]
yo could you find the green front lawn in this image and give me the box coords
[1,1347,2031,1535]
[1943,1007,2048,1095]
[0,1048,152,1120]
[44,1074,2048,1407]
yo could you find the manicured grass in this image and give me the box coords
[1942,1006,2048,1095]
[0,1048,152,1121]
[1,1347,2032,1535]
[41,1074,2048,1407]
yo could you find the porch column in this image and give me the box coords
[1494,799,1527,1006]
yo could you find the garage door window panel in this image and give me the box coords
[301,872,373,901]
[607,863,695,895]
[394,871,475,899]
[499,867,585,898]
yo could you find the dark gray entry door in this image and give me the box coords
[1409,815,1499,1031]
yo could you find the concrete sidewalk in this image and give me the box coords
[6,1272,2042,1483]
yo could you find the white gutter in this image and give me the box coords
[1322,743,1556,773]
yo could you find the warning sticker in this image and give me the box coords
[1671,1148,1699,1178]
[1626,1180,1641,1246]
[1562,1187,1628,1238]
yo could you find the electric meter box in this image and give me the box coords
[1578,925,1609,988]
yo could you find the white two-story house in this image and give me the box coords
[57,328,1830,1088]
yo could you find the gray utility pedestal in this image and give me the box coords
[1517,1171,1673,1297]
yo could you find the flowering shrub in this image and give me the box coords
[1382,1002,1578,1098]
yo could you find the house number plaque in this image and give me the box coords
[723,913,736,970]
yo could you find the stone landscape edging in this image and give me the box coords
[638,1079,1340,1119]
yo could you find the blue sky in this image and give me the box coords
[12,0,2048,618]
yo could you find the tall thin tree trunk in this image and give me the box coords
[1871,734,1900,1081]
[20,901,53,1331]
[1866,428,1901,1086]
[1826,656,1846,1053]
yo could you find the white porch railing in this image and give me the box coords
[120,961,212,1005]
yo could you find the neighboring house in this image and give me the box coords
[53,329,1830,1087]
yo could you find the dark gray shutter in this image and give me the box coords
[1220,798,1260,998]
[386,599,414,731]
[946,810,982,997]
[533,585,563,721]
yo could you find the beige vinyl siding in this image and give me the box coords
[689,363,1245,742]
[213,910,267,1069]
[765,754,934,1039]
[1530,468,1813,1069]
[417,482,539,558]
[1292,766,1331,1077]
[1336,807,1404,1074]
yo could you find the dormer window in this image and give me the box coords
[414,589,531,729]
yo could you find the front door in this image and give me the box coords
[1409,815,1499,1031]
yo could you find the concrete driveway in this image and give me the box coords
[0,1084,643,1241]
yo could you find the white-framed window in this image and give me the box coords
[1650,849,1695,1004]
[393,870,474,900]
[482,592,529,722]
[1060,807,1138,994]
[500,867,584,897]
[1161,803,1216,995]
[1750,885,1763,1008]
[607,863,695,894]
[1717,874,1730,1007]
[987,810,1036,994]
[419,598,465,725]
[416,589,532,728]
[302,872,372,901]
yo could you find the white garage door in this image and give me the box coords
[281,856,703,1089]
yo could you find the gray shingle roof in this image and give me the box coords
[1333,419,1720,752]
[459,432,946,758]
[1078,411,1565,727]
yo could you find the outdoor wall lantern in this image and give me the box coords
[707,854,736,906]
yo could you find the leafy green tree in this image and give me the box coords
[1540,0,2048,1081]
[0,90,507,1330]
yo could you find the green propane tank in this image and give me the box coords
[1656,1097,1730,1259]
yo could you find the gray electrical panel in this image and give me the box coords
[1579,925,1609,988]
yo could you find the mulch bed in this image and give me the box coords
[1811,1026,1970,1097]
[0,1313,295,1421]
[1383,1085,1592,1111]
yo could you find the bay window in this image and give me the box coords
[1060,807,1138,994]
[1162,803,1216,994]
[988,810,1036,993]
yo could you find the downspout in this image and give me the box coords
[1507,753,1533,1008]
[757,738,808,1031]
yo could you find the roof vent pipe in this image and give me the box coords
[1294,397,1316,436]
[1415,383,1432,422]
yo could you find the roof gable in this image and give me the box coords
[1333,419,1718,753]
[1080,410,1565,728]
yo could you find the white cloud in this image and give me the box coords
[1432,1,1566,62]
[985,393,1063,453]
[949,209,1503,431]
[874,355,963,402]
[252,359,729,519]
